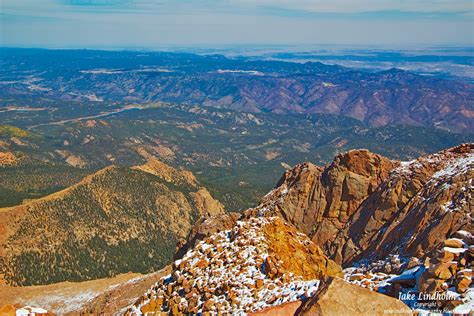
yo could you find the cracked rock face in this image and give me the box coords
[248,144,473,266]
[245,149,395,262]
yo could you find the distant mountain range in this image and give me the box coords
[1,48,473,132]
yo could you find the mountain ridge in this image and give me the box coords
[0,160,224,286]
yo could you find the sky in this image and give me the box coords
[1,0,473,49]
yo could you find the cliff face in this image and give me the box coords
[340,144,472,264]
[245,149,396,262]
[248,144,473,266]
[0,159,224,286]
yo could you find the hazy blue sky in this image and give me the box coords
[1,0,473,49]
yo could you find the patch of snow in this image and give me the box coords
[443,247,467,254]
[432,154,474,179]
[453,288,474,314]
[456,230,472,239]
[393,159,422,175]
[15,306,48,316]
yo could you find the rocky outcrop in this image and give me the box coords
[245,149,395,261]
[249,144,473,266]
[298,278,411,316]
[174,212,240,260]
[343,230,473,312]
[418,234,471,295]
[338,143,473,264]
[126,217,341,315]
[417,235,472,295]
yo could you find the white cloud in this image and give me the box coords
[234,0,472,13]
[3,0,472,14]
[1,0,472,47]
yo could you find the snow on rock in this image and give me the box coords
[443,247,467,254]
[455,231,473,239]
[126,217,327,315]
[343,254,406,291]
[345,229,473,314]
[453,288,474,314]
[15,306,49,316]
[432,154,474,179]
[392,145,473,180]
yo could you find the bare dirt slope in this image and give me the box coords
[0,268,170,315]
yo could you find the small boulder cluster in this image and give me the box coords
[417,232,472,297]
[126,217,321,315]
[346,230,473,312]
[344,230,473,312]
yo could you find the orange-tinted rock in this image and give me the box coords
[246,144,473,266]
[262,217,341,280]
[246,150,395,260]
[250,301,302,316]
[444,239,464,248]
[348,274,365,281]
[298,278,411,316]
[202,299,215,312]
[436,250,455,263]
[128,217,340,315]
[456,276,472,293]
[0,304,16,316]
[140,299,160,314]
[430,262,457,280]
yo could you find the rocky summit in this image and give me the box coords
[247,148,396,257]
[126,217,340,315]
[242,143,473,313]
[248,143,473,266]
